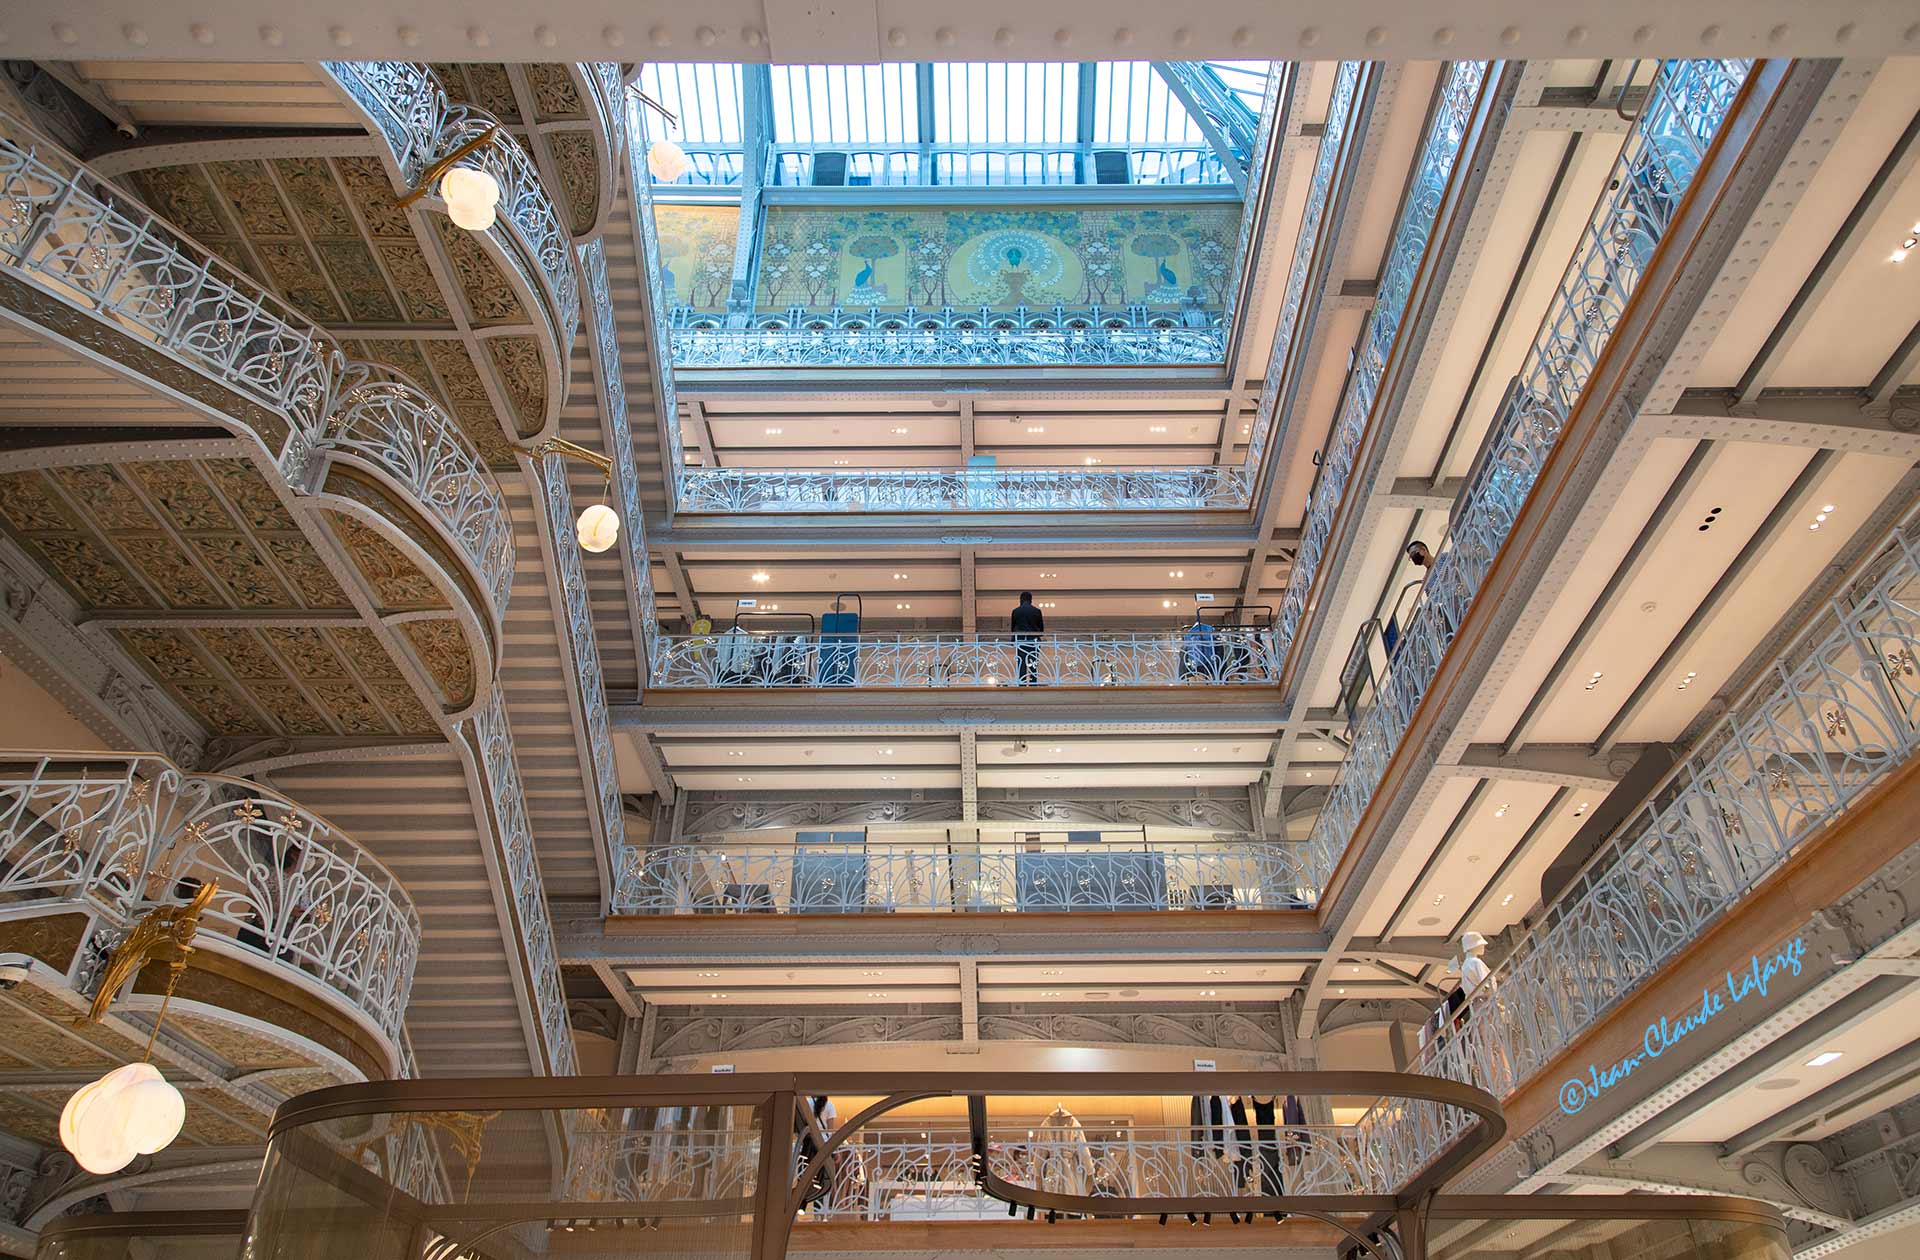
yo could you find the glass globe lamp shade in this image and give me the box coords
[647,140,692,183]
[440,165,500,232]
[59,1062,186,1175]
[576,502,620,553]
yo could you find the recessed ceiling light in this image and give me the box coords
[1169,569,1185,578]
[1574,801,1590,816]
[862,970,883,976]
[1822,504,1836,513]
[881,774,898,781]
[896,602,911,610]
[736,776,750,783]
[1501,893,1515,906]
[1084,456,1101,465]
[699,972,720,978]
[764,426,783,435]
[1039,571,1058,578]
[1206,968,1228,976]
[710,992,727,998]
[880,747,894,755]
[1432,893,1445,905]
[890,426,909,435]
[867,991,887,998]
[1337,988,1346,995]
[1163,599,1174,608]
[1041,969,1061,976]
[728,750,744,757]
[1199,989,1217,997]
[1493,803,1509,818]
[1193,745,1208,752]
[1040,601,1056,608]
[1893,249,1910,263]
[1041,990,1061,997]
[751,571,770,583]
[765,603,779,610]
[1806,1051,1844,1068]
[832,459,850,465]
[1149,425,1168,433]
[1027,425,1046,434]
[1048,746,1063,753]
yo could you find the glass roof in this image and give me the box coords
[635,60,1274,188]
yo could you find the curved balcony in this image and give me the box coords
[0,109,512,682]
[323,60,579,438]
[651,628,1279,689]
[0,752,421,1064]
[614,834,1313,915]
[570,62,626,241]
[677,464,1251,515]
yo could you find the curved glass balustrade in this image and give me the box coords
[0,108,514,631]
[613,834,1314,915]
[1302,59,1754,892]
[1413,507,1920,1100]
[0,753,420,1050]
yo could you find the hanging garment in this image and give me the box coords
[1181,621,1219,679]
[716,625,754,681]
[1282,1094,1308,1169]
[1034,1106,1095,1198]
[1246,1095,1285,1206]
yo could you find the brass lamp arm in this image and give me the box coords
[522,437,616,477]
[396,126,502,210]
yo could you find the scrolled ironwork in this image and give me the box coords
[560,1128,763,1205]
[1303,59,1753,893]
[650,629,1277,688]
[323,60,580,367]
[613,835,1314,916]
[1415,505,1920,1101]
[0,753,419,1047]
[676,463,1251,515]
[0,107,513,624]
[1272,61,1490,666]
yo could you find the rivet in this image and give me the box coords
[398,24,421,46]
[1701,23,1721,44]
[1836,22,1856,42]
[123,22,148,45]
[604,24,625,46]
[259,23,283,45]
[1433,26,1455,45]
[1907,23,1920,42]
[190,21,214,44]
[1632,24,1653,44]
[52,20,77,43]
[742,26,764,46]
[935,26,955,46]
[1499,24,1521,45]
[1114,27,1133,46]
[650,23,671,46]
[1233,26,1254,49]
[1566,24,1588,44]
[1172,26,1192,48]
[1300,25,1320,47]
[328,25,353,48]
[886,26,907,47]
[467,25,491,47]
[1769,23,1792,43]
[1364,26,1386,47]
[1054,27,1072,46]
[536,24,559,48]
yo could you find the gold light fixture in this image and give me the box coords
[60,882,217,1174]
[522,438,620,553]
[631,89,691,184]
[397,126,504,232]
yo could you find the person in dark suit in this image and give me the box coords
[1011,591,1044,685]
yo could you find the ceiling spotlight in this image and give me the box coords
[1501,893,1515,906]
[1805,1051,1844,1068]
[1169,569,1185,578]
[751,571,770,583]
[896,602,911,610]
[1162,599,1174,609]
[1493,803,1509,818]
[1822,504,1836,513]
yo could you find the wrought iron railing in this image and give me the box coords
[1414,506,1920,1100]
[670,313,1227,369]
[1244,61,1364,481]
[1302,59,1753,891]
[323,61,580,372]
[797,1123,1384,1221]
[0,753,420,1048]
[675,465,1250,515]
[0,108,514,624]
[1272,61,1491,664]
[560,1128,763,1205]
[649,628,1278,688]
[614,835,1314,915]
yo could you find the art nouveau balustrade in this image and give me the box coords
[613,834,1314,916]
[0,107,514,629]
[670,306,1228,369]
[649,629,1279,689]
[0,753,421,1051]
[1411,508,1920,1102]
[675,464,1252,515]
[323,60,579,434]
[1301,59,1754,890]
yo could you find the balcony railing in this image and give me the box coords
[670,306,1227,369]
[649,628,1278,689]
[1413,506,1920,1101]
[0,108,514,626]
[676,465,1250,515]
[614,834,1314,915]
[1301,59,1753,892]
[792,1123,1387,1221]
[0,753,420,1050]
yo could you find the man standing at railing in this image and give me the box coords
[1012,591,1044,685]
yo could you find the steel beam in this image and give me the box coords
[1447,743,1632,792]
[1722,1037,1920,1157]
[1655,389,1920,458]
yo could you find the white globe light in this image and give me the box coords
[60,1062,185,1175]
[647,140,692,183]
[439,165,500,232]
[576,502,620,553]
